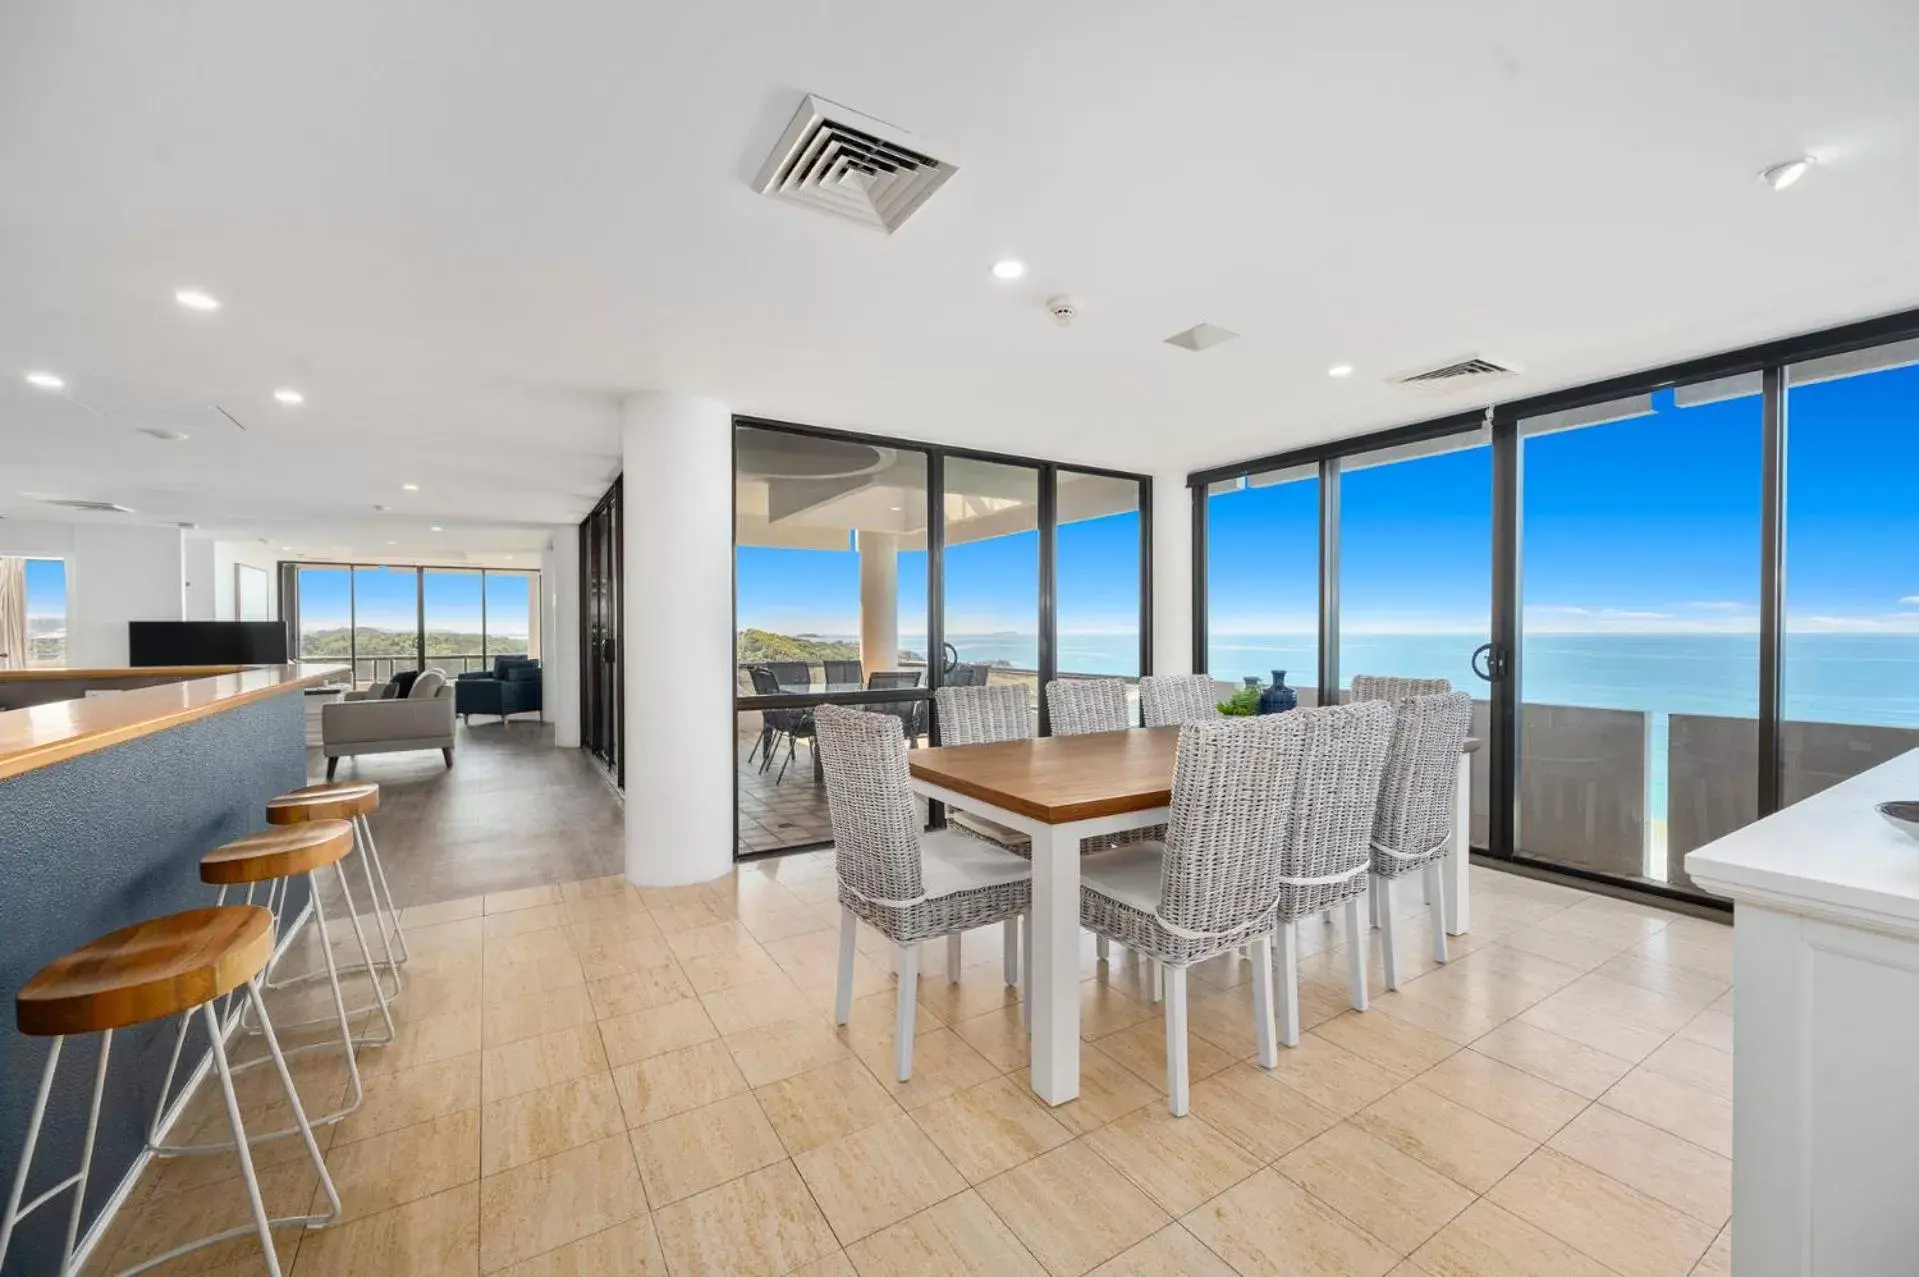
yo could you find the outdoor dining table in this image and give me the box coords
[907,724,1476,1106]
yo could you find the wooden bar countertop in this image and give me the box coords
[0,663,349,782]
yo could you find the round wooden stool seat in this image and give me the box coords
[267,780,380,824]
[201,820,356,886]
[16,906,274,1037]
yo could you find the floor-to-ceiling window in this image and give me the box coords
[295,565,353,664]
[1055,470,1147,719]
[942,457,1040,704]
[423,569,485,672]
[3,558,67,668]
[289,563,542,682]
[484,569,538,659]
[1204,465,1319,702]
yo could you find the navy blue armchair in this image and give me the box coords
[456,656,544,724]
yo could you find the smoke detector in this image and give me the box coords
[1046,296,1080,327]
[756,95,956,234]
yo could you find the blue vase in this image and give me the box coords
[1258,670,1298,715]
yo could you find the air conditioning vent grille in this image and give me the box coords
[757,95,956,234]
[42,498,135,514]
[1396,357,1519,386]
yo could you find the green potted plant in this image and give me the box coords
[1216,684,1261,716]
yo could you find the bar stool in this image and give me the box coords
[264,781,406,1000]
[0,906,340,1277]
[149,821,395,1163]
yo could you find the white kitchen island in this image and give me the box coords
[1685,749,1919,1277]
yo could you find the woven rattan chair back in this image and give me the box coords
[1371,691,1472,874]
[1349,675,1451,703]
[936,685,1032,747]
[1272,699,1396,919]
[814,704,925,907]
[1140,674,1223,728]
[1155,714,1309,940]
[1045,678,1130,736]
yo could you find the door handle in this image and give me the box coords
[1471,642,1498,682]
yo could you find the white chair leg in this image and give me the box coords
[1344,895,1369,1011]
[1003,919,1019,987]
[1276,922,1300,1046]
[1426,859,1450,965]
[1250,934,1278,1069]
[946,934,963,983]
[1164,966,1190,1116]
[1369,876,1382,930]
[1021,913,1033,1032]
[895,943,919,1081]
[1150,959,1164,1004]
[835,906,857,1025]
[1379,874,1401,990]
[1096,935,1110,962]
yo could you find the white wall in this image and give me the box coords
[541,528,581,748]
[211,541,282,621]
[1152,469,1193,674]
[1,519,187,666]
[183,539,217,620]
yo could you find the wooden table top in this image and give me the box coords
[0,663,350,782]
[909,727,1180,824]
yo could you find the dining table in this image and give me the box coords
[907,725,1476,1106]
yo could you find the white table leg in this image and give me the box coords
[1448,753,1471,935]
[1029,823,1082,1105]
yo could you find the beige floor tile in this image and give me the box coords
[558,874,633,903]
[664,918,760,960]
[846,1189,1047,1276]
[1676,1008,1734,1053]
[477,1133,646,1272]
[858,1026,1003,1111]
[360,1010,484,1076]
[1593,953,1730,1005]
[843,984,949,1038]
[1489,1149,1718,1277]
[597,997,718,1068]
[403,895,488,927]
[1277,1122,1475,1256]
[725,1016,856,1087]
[758,1058,904,1155]
[796,1112,967,1243]
[570,935,678,983]
[1182,1166,1399,1277]
[1087,1223,1236,1276]
[1601,1068,1734,1158]
[1412,1048,1587,1141]
[494,1215,667,1277]
[1469,1020,1635,1100]
[482,984,597,1050]
[1186,1062,1340,1161]
[629,1092,788,1205]
[1027,1044,1160,1136]
[485,884,564,914]
[481,1073,627,1176]
[652,1161,841,1277]
[1094,1018,1239,1094]
[793,1252,858,1276]
[1548,1104,1731,1228]
[483,954,588,1004]
[483,907,568,941]
[1311,1009,1461,1081]
[1075,978,1159,1039]
[293,1181,480,1276]
[1641,1036,1732,1098]
[950,1005,1031,1071]
[1352,1083,1538,1194]
[1261,1032,1403,1117]
[682,942,784,994]
[564,914,669,956]
[585,963,698,1021]
[1497,922,1632,970]
[610,1038,748,1126]
[482,923,574,965]
[701,972,817,1035]
[1693,1225,1731,1277]
[481,1024,609,1103]
[1412,1198,1615,1277]
[108,1159,314,1273]
[1084,1106,1264,1216]
[321,1108,480,1223]
[1516,992,1673,1063]
[977,1140,1170,1276]
[910,1074,1074,1183]
[335,1051,483,1146]
[1184,986,1269,1056]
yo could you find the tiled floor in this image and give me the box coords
[93,859,1735,1276]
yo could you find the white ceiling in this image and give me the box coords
[3,0,1917,558]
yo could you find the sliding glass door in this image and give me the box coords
[941,457,1040,713]
[1205,466,1320,703]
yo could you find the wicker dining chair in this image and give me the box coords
[1369,690,1473,988]
[1140,674,1224,728]
[1045,677,1131,735]
[1269,699,1396,1045]
[933,684,1033,987]
[1349,674,1451,703]
[1078,713,1308,1114]
[813,704,1032,1081]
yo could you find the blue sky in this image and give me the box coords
[294,566,532,636]
[24,558,66,620]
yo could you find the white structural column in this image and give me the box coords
[1152,469,1193,675]
[540,528,582,748]
[621,391,735,886]
[857,531,899,677]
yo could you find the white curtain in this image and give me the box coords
[0,557,27,670]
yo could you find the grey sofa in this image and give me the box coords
[322,669,457,780]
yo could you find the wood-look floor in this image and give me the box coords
[90,848,1735,1276]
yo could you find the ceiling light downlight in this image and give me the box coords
[1327,364,1354,378]
[1760,157,1815,191]
[274,388,304,405]
[174,288,221,311]
[24,371,64,390]
[991,259,1026,281]
[430,525,443,532]
[401,483,420,492]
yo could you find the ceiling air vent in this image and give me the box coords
[1393,355,1520,392]
[756,95,956,234]
[41,497,136,514]
[1164,323,1241,353]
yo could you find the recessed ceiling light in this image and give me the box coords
[280,545,294,551]
[401,482,419,492]
[1327,363,1354,378]
[430,525,443,532]
[385,540,397,546]
[174,288,221,312]
[1760,156,1815,191]
[273,388,304,405]
[24,371,64,390]
[991,259,1026,281]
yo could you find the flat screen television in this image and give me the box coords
[128,621,290,667]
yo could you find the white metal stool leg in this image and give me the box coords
[355,813,409,963]
[249,860,398,1046]
[0,1032,110,1277]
